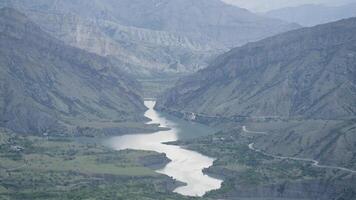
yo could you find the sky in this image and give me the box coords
[222,0,356,12]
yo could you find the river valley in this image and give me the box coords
[105,101,223,197]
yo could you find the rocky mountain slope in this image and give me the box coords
[157,17,356,120]
[0,8,146,135]
[20,11,216,77]
[266,3,356,27]
[252,119,356,170]
[156,17,356,172]
[0,0,299,76]
[71,0,298,48]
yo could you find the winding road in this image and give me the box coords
[242,126,267,135]
[243,126,356,174]
[0,161,28,172]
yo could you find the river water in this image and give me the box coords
[105,100,222,197]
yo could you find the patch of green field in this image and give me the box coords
[23,154,156,176]
[0,185,8,193]
[0,129,196,200]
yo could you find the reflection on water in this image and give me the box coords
[106,101,222,197]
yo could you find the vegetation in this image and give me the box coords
[0,129,197,200]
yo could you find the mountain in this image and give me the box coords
[156,17,356,172]
[0,0,299,76]
[0,8,146,135]
[19,10,217,77]
[265,3,356,27]
[156,18,356,120]
[68,0,299,48]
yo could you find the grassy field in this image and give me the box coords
[0,128,197,200]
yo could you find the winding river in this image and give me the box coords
[105,100,223,197]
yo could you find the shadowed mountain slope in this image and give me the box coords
[0,8,146,134]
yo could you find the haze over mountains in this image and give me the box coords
[0,7,146,135]
[222,0,356,12]
[0,0,299,76]
[266,3,356,26]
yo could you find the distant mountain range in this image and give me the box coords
[0,0,299,76]
[0,8,146,135]
[157,17,356,120]
[265,3,356,27]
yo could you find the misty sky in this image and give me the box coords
[222,0,356,12]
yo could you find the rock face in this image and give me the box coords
[265,3,356,27]
[0,8,146,135]
[0,0,299,76]
[68,0,298,48]
[157,17,356,120]
[19,11,216,77]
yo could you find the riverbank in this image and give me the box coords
[157,106,356,171]
[0,128,197,200]
[69,121,170,137]
[3,101,354,199]
[169,128,356,199]
[106,101,222,197]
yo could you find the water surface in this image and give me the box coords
[106,101,222,196]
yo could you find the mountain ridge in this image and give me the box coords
[0,0,300,76]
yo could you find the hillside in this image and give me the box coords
[157,18,356,120]
[20,10,217,77]
[252,119,356,170]
[0,8,146,135]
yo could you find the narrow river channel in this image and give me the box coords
[106,100,223,197]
